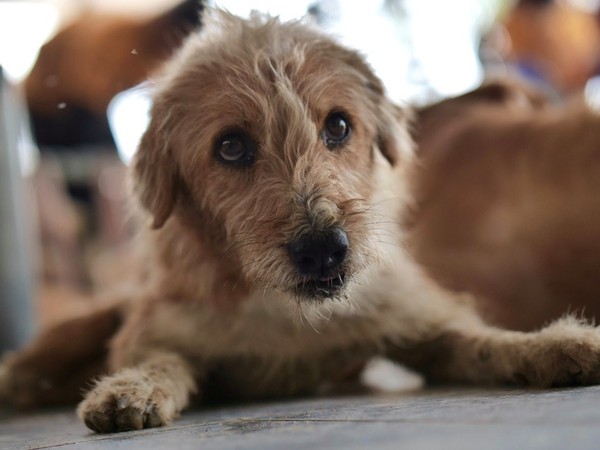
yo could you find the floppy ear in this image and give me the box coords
[132,115,179,229]
[375,98,413,167]
[339,49,412,167]
[362,75,413,167]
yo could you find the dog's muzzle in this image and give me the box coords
[287,227,349,299]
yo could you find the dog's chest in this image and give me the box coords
[141,293,390,398]
[146,287,399,363]
[202,344,374,401]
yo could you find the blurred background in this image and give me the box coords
[2,0,600,351]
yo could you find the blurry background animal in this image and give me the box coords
[410,80,600,331]
[26,0,203,147]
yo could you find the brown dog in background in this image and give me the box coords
[26,0,203,146]
[411,81,600,331]
[3,11,600,434]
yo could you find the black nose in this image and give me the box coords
[288,228,349,277]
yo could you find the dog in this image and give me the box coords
[410,80,600,331]
[26,0,204,147]
[3,10,600,434]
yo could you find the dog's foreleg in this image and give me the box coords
[77,350,198,433]
[380,266,600,387]
[389,314,600,387]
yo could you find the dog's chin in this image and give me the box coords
[291,273,348,301]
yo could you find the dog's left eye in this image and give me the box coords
[322,112,351,148]
[214,132,255,166]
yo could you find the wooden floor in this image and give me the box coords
[2,386,600,450]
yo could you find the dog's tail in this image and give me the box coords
[0,302,124,409]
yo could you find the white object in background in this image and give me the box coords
[361,357,425,393]
[584,76,600,113]
[108,86,152,166]
[403,0,486,100]
[0,1,59,83]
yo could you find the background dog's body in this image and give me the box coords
[26,0,203,147]
[4,11,600,435]
[411,82,600,331]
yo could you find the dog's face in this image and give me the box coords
[133,12,411,301]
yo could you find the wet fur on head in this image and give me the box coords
[132,10,413,305]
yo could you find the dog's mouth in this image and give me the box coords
[294,272,347,300]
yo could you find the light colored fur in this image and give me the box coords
[3,10,600,433]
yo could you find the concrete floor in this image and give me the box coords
[2,386,600,450]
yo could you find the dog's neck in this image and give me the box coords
[149,214,251,309]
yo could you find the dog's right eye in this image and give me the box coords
[214,132,255,166]
[322,112,351,149]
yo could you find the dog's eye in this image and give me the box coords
[215,132,255,166]
[322,112,351,148]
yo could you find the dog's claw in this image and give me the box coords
[85,411,116,434]
[144,406,164,428]
[115,406,145,431]
[80,397,165,433]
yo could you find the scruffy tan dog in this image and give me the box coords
[3,10,600,434]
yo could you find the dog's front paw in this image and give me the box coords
[77,369,178,433]
[511,318,600,387]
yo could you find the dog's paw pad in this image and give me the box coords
[83,410,119,434]
[77,373,172,433]
[80,394,166,433]
[115,405,145,431]
[515,319,600,386]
